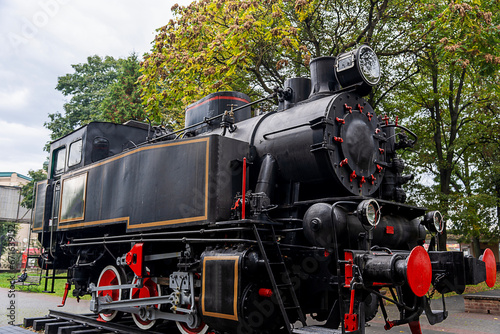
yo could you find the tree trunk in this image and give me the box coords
[472,236,481,258]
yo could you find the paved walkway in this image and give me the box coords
[365,291,500,333]
[0,287,90,327]
[0,287,498,333]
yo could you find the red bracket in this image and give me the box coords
[350,170,357,182]
[344,313,359,332]
[357,104,364,113]
[367,112,373,121]
[370,174,376,185]
[340,158,348,167]
[359,176,366,188]
[258,288,273,298]
[336,117,345,124]
[379,148,385,154]
[344,251,353,287]
[395,116,399,126]
[375,128,381,134]
[334,137,344,143]
[376,164,383,173]
[384,321,395,330]
[382,114,390,126]
[126,243,144,278]
[344,288,359,332]
[231,198,241,210]
[344,104,353,113]
[58,282,71,307]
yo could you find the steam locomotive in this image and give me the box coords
[32,46,496,334]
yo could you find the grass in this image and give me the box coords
[429,273,500,299]
[379,273,500,303]
[0,270,89,299]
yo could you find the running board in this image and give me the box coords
[292,326,343,334]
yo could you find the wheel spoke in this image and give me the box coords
[97,265,122,322]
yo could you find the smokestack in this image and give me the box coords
[309,57,340,98]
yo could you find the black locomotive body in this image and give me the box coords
[33,48,496,334]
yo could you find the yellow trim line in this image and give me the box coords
[201,255,239,321]
[56,137,210,230]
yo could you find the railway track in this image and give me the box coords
[22,310,346,334]
[23,309,174,334]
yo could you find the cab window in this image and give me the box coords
[91,137,109,162]
[68,139,83,167]
[53,147,66,176]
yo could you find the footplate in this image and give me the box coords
[292,326,343,334]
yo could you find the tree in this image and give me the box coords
[46,55,120,140]
[0,222,19,261]
[141,0,500,251]
[396,1,500,250]
[140,0,426,124]
[140,0,303,125]
[100,54,146,124]
[20,169,48,210]
[46,54,145,142]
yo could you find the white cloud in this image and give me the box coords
[0,0,193,176]
[0,121,50,175]
[0,87,30,110]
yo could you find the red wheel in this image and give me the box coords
[176,320,209,334]
[130,276,161,329]
[97,265,122,322]
[175,304,209,334]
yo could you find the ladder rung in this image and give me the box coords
[253,223,306,330]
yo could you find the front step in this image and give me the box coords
[292,326,343,334]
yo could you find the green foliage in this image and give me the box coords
[0,222,19,260]
[140,0,304,125]
[46,55,120,140]
[20,169,48,210]
[100,54,146,124]
[392,0,500,247]
[140,0,421,125]
[45,54,145,143]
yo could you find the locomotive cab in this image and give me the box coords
[48,121,150,178]
[34,122,149,247]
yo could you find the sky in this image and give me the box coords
[0,0,191,177]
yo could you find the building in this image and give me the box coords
[0,172,34,269]
[0,172,32,187]
[0,172,32,223]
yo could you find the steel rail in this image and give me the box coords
[47,309,163,334]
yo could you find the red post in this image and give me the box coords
[242,158,246,220]
[58,282,71,307]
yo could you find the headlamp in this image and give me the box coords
[334,45,381,95]
[357,199,380,228]
[423,211,444,233]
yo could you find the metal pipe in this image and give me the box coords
[62,238,259,248]
[255,154,278,200]
[242,157,247,220]
[70,226,254,243]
